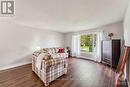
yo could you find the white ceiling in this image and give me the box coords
[8,0,130,32]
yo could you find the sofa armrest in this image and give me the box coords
[32,50,41,58]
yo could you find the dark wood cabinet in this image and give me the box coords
[101,40,121,69]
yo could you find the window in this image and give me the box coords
[80,33,97,54]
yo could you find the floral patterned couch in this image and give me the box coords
[32,47,68,86]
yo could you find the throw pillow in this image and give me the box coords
[58,48,65,53]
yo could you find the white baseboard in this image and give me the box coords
[0,61,31,70]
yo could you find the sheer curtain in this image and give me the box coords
[72,34,80,57]
[95,31,103,62]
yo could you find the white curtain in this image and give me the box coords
[96,31,103,62]
[72,34,80,57]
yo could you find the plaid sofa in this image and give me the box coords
[32,47,68,86]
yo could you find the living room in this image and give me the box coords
[0,0,130,87]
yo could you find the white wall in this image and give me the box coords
[0,21,65,70]
[65,21,124,50]
[124,1,130,46]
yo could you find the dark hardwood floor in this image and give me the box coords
[0,58,116,87]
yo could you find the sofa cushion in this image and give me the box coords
[46,48,53,54]
[51,53,68,58]
[51,48,56,54]
[64,48,68,53]
[55,48,59,53]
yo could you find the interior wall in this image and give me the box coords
[0,21,65,70]
[65,21,124,50]
[124,1,130,46]
[124,0,130,85]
